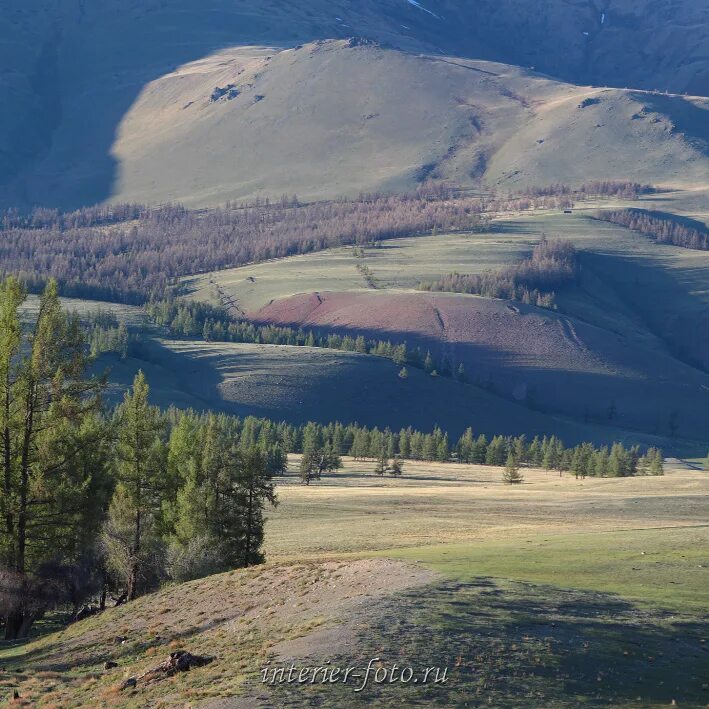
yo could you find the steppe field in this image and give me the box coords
[2,457,706,708]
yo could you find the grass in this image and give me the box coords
[264,458,709,568]
[263,578,709,708]
[1,459,707,706]
[381,526,709,613]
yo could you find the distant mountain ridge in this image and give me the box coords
[1,0,708,208]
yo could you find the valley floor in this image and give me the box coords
[1,459,707,707]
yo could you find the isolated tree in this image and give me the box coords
[374,453,388,476]
[390,456,404,476]
[502,454,524,484]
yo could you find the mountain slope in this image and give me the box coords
[3,38,708,208]
[251,289,709,442]
[1,1,708,208]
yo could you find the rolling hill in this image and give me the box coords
[1,1,708,208]
[97,338,675,449]
[180,203,709,446]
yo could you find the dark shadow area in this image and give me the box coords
[260,578,709,707]
[636,93,709,150]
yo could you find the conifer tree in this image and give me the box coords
[0,278,107,638]
[503,453,524,484]
[104,371,166,601]
[390,456,404,476]
[374,453,388,475]
[486,436,508,466]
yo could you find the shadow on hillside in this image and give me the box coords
[0,4,349,210]
[636,93,709,148]
[260,578,709,707]
[0,1,485,210]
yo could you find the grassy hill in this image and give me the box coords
[97,338,679,449]
[1,8,708,208]
[183,199,709,446]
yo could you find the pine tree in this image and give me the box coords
[299,450,321,485]
[647,447,664,476]
[486,436,507,466]
[0,279,107,638]
[528,436,542,466]
[503,454,524,484]
[472,434,488,464]
[374,453,388,475]
[608,442,629,477]
[236,448,278,567]
[457,428,475,463]
[390,456,404,476]
[104,371,166,601]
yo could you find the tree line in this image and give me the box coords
[145,298,460,379]
[418,238,578,308]
[0,191,492,303]
[596,209,709,250]
[0,278,279,639]
[285,422,663,479]
[0,186,608,305]
[522,181,653,200]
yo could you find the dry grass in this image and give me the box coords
[264,457,709,560]
[0,559,432,708]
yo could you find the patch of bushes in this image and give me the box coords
[418,238,577,308]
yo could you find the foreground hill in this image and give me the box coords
[1,4,708,207]
[2,462,707,707]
